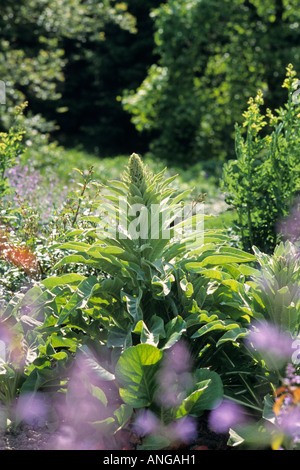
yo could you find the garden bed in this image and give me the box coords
[0,412,231,451]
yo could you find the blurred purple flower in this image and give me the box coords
[277,198,300,245]
[208,399,245,434]
[133,409,160,436]
[246,321,293,368]
[47,352,114,450]
[133,411,197,445]
[16,392,49,426]
[165,341,192,374]
[167,416,197,443]
[284,363,300,386]
[277,408,300,436]
[0,324,11,344]
[155,341,194,408]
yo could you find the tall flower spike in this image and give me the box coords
[127,153,145,187]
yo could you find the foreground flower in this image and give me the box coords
[166,416,197,444]
[246,321,293,369]
[155,341,194,408]
[277,197,300,245]
[208,399,246,434]
[272,363,300,449]
[133,409,160,436]
[133,410,197,446]
[16,392,49,426]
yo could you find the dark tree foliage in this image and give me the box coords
[51,0,162,157]
[122,0,300,165]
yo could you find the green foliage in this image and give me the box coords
[122,0,300,164]
[248,241,300,335]
[115,343,223,414]
[0,153,299,449]
[0,0,137,154]
[222,64,300,253]
[0,155,102,301]
[0,104,26,198]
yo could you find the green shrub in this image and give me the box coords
[0,104,26,198]
[222,64,300,254]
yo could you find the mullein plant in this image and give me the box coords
[51,153,210,348]
[0,154,266,444]
[48,153,257,351]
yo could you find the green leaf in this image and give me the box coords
[107,326,132,349]
[121,289,143,324]
[78,345,115,382]
[160,316,186,350]
[113,404,134,434]
[115,344,163,408]
[192,369,223,411]
[176,369,223,418]
[41,273,86,289]
[176,380,211,418]
[187,253,255,269]
[89,384,108,406]
[137,434,171,450]
[191,320,241,338]
[57,276,100,326]
[216,327,248,347]
[133,316,166,346]
[151,275,173,297]
[91,417,116,435]
[53,253,100,270]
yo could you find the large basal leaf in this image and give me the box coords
[185,247,256,271]
[160,316,186,350]
[176,369,223,418]
[133,315,166,346]
[78,345,115,382]
[57,276,100,326]
[216,327,249,347]
[176,380,211,418]
[121,289,143,324]
[115,344,163,408]
[41,273,87,289]
[191,319,242,339]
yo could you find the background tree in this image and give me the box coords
[52,0,162,157]
[0,0,137,154]
[122,0,300,165]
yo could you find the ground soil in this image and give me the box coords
[0,412,231,451]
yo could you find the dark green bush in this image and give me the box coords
[222,64,300,253]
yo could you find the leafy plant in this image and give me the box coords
[0,104,26,198]
[0,153,286,448]
[247,241,300,335]
[114,342,223,449]
[222,64,300,253]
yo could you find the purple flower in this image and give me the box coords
[167,416,197,443]
[277,198,300,244]
[16,392,49,426]
[284,363,300,386]
[5,157,71,224]
[133,409,160,436]
[155,341,194,408]
[208,399,245,434]
[277,408,300,436]
[246,321,293,368]
[165,341,192,374]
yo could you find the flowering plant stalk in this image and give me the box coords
[222,64,300,254]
